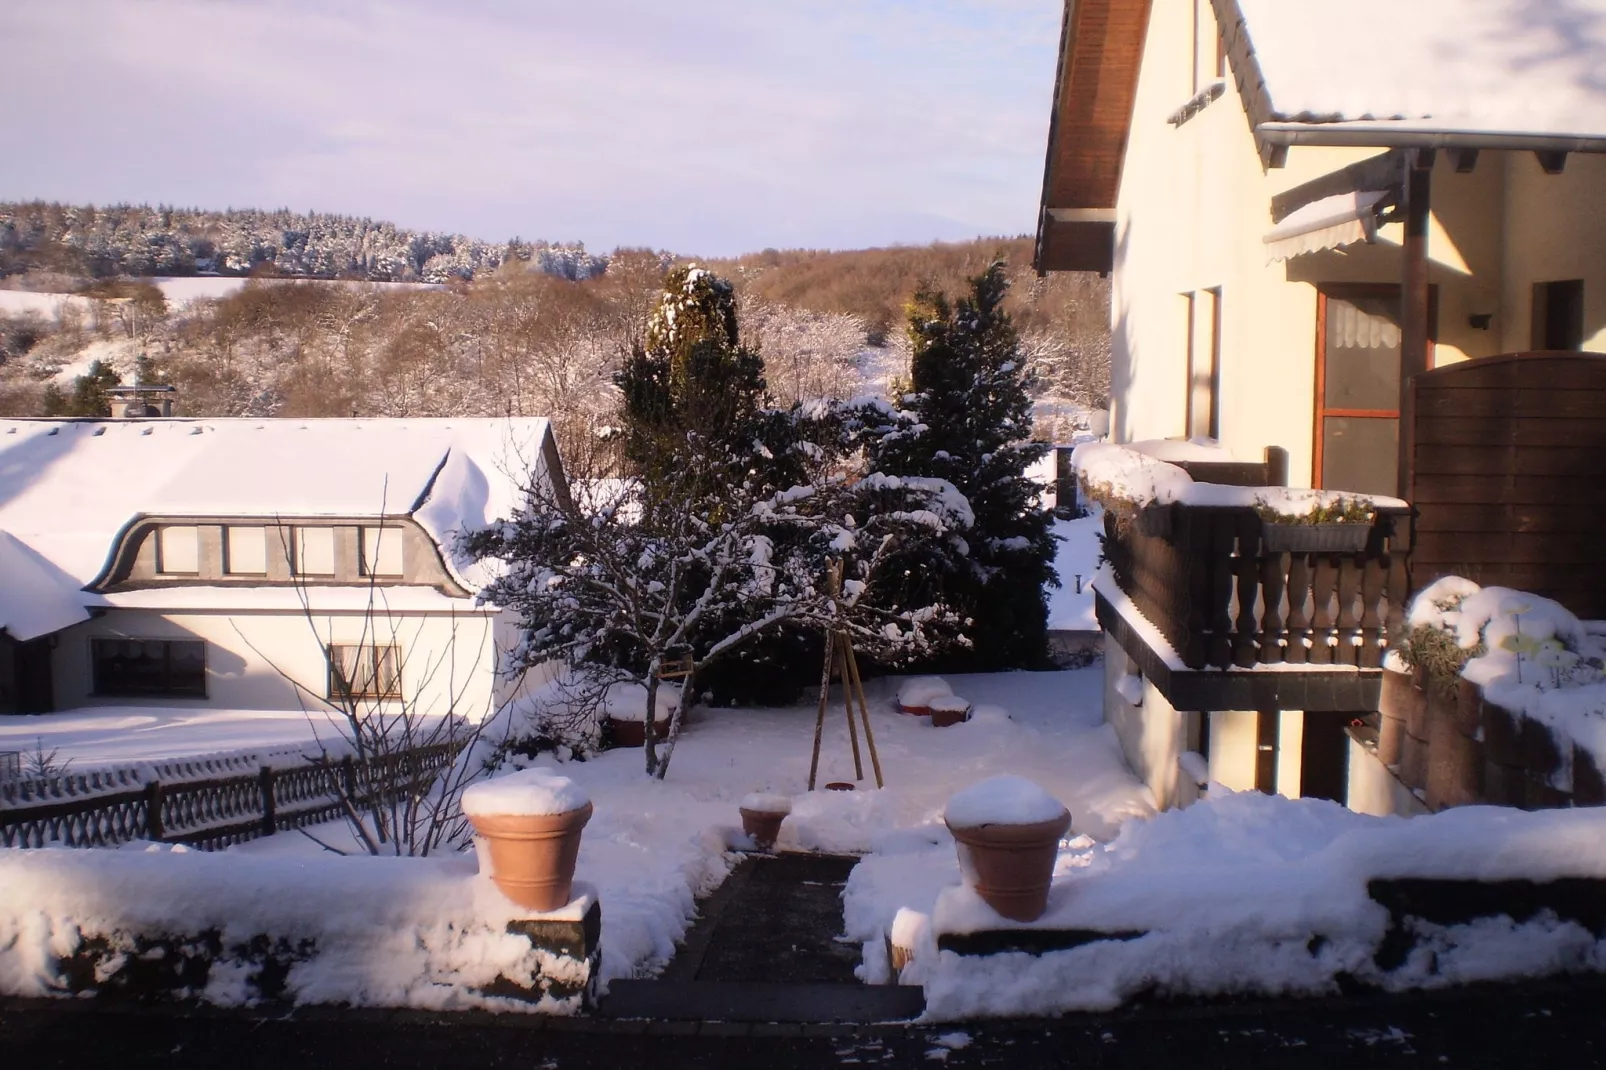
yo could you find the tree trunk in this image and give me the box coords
[653,665,696,782]
[643,662,661,777]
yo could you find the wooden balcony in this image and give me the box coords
[1096,487,1412,714]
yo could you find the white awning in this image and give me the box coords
[1263,189,1391,263]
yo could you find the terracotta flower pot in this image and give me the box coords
[739,807,787,849]
[945,809,1071,922]
[469,802,594,912]
[606,716,671,749]
[929,696,971,728]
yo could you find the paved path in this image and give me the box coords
[600,851,925,1023]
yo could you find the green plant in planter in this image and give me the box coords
[1252,495,1376,526]
[1396,623,1484,696]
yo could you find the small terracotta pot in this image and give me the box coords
[930,703,971,728]
[945,809,1072,922]
[898,702,934,717]
[606,716,671,749]
[469,802,593,912]
[739,807,787,849]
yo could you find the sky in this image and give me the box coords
[1,0,1063,258]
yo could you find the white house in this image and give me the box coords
[0,417,566,727]
[1035,0,1606,812]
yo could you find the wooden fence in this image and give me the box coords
[0,743,456,851]
[1103,502,1412,670]
[1411,352,1606,618]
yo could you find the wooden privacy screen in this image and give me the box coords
[1410,352,1606,618]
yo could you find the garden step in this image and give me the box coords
[597,980,925,1023]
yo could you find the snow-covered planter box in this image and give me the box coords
[0,847,602,1013]
[929,694,972,728]
[912,793,1606,1021]
[897,677,952,716]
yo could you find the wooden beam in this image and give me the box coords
[1398,151,1433,499]
[1536,150,1569,174]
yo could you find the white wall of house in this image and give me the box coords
[1111,0,1606,488]
[50,605,532,723]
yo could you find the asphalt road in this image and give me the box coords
[4,976,1605,1069]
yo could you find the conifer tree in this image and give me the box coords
[869,261,1057,669]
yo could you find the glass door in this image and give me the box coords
[1314,285,1434,496]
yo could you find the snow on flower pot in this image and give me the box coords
[738,792,792,849]
[929,693,972,728]
[462,769,593,912]
[943,775,1071,923]
[897,676,952,716]
[602,680,680,749]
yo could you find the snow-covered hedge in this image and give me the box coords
[0,847,597,1013]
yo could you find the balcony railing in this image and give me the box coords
[1102,501,1412,672]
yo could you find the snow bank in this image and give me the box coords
[898,676,953,709]
[461,767,589,818]
[846,790,1606,1019]
[943,776,1068,829]
[740,792,792,813]
[0,848,594,1013]
[604,681,681,723]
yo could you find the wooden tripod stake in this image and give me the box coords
[807,563,885,791]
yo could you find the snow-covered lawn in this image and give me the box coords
[1048,511,1101,632]
[0,706,355,767]
[235,666,1154,987]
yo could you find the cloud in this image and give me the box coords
[0,0,1059,255]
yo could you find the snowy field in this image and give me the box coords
[0,706,357,767]
[233,667,1155,987]
[0,276,445,320]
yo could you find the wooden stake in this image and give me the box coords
[808,630,834,790]
[843,641,884,789]
[839,643,864,780]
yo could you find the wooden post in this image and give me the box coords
[260,766,277,836]
[838,644,865,781]
[145,780,166,842]
[1398,149,1433,499]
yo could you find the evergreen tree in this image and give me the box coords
[42,359,120,417]
[869,261,1057,669]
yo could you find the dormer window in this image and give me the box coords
[296,527,336,576]
[156,525,199,575]
[361,525,404,578]
[225,525,267,575]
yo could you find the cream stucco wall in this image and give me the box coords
[51,603,531,723]
[1110,0,1606,489]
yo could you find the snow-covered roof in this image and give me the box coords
[1236,0,1606,146]
[0,418,556,636]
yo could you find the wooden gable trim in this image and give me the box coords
[1034,0,1154,274]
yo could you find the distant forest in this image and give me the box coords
[0,203,1109,454]
[0,201,606,284]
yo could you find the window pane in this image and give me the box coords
[328,644,399,698]
[361,526,403,577]
[92,638,205,697]
[375,646,400,694]
[157,526,199,574]
[225,526,267,575]
[1324,295,1401,411]
[1322,416,1399,496]
[297,527,336,576]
